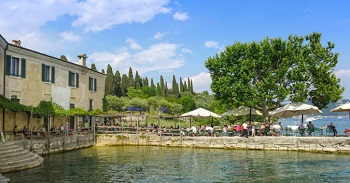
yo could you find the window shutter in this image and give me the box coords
[68,71,72,86]
[6,55,11,75]
[42,64,45,81]
[94,78,97,91]
[51,67,55,83]
[76,73,79,88]
[20,58,26,78]
[89,77,92,90]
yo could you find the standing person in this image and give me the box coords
[242,122,248,138]
[328,123,337,137]
[252,125,256,137]
[307,121,315,136]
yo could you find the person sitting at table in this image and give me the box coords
[328,123,337,137]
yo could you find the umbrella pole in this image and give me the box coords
[301,114,304,124]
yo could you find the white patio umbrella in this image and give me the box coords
[331,103,350,119]
[269,103,322,124]
[181,108,221,118]
[181,108,221,126]
[223,106,262,122]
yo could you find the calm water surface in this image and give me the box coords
[6,146,350,183]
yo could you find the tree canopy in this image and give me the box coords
[206,33,343,118]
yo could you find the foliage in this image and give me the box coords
[206,33,343,118]
[179,95,196,112]
[91,64,97,71]
[67,108,88,116]
[104,95,127,111]
[0,95,30,112]
[127,97,148,110]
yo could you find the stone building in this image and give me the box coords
[0,34,106,132]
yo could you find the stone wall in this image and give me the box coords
[96,134,350,153]
[17,134,95,155]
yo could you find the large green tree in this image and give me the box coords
[105,64,114,96]
[206,33,343,118]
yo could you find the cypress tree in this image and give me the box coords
[160,75,165,96]
[135,71,142,89]
[180,77,184,92]
[183,81,188,92]
[156,83,161,96]
[105,64,114,96]
[165,82,169,96]
[91,64,97,71]
[151,79,156,89]
[121,74,129,96]
[143,77,149,87]
[172,75,179,96]
[128,67,134,88]
[114,71,122,97]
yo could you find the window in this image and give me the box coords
[70,103,75,109]
[42,64,55,83]
[10,95,20,103]
[89,77,97,91]
[89,99,93,111]
[68,71,79,87]
[6,55,26,78]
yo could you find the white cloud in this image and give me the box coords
[90,42,185,74]
[154,32,166,40]
[189,72,212,92]
[60,31,81,42]
[204,41,219,49]
[73,0,171,32]
[0,0,172,51]
[173,12,189,21]
[126,38,142,50]
[181,48,192,54]
[0,0,77,51]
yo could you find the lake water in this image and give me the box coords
[6,146,350,183]
[280,115,350,135]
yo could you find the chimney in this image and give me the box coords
[78,54,87,67]
[12,40,21,47]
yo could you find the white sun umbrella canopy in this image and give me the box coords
[269,103,322,124]
[223,106,262,117]
[331,103,350,119]
[181,108,221,118]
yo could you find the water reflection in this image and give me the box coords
[6,146,350,183]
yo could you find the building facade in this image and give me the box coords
[0,34,106,132]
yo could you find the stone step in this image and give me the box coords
[0,147,24,157]
[0,157,43,173]
[0,149,30,160]
[0,140,44,173]
[0,154,40,168]
[0,152,34,164]
[0,145,23,153]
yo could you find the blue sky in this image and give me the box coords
[1,0,350,97]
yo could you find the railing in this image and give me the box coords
[0,128,95,143]
[97,126,348,137]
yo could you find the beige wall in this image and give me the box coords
[0,44,105,132]
[5,45,106,110]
